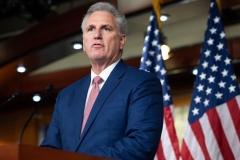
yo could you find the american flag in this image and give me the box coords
[181,0,240,159]
[140,8,180,160]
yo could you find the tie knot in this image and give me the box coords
[93,76,103,84]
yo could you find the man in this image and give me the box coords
[41,2,163,160]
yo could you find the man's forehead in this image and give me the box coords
[86,11,115,23]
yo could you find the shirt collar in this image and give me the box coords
[90,59,120,84]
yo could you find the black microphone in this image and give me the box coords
[0,91,21,109]
[18,84,53,144]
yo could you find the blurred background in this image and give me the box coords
[0,0,240,147]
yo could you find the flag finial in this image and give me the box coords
[152,0,164,30]
[216,0,222,14]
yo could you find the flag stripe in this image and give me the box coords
[191,120,211,160]
[181,140,194,160]
[161,119,176,159]
[199,113,223,160]
[216,101,240,158]
[170,105,175,119]
[156,141,165,160]
[164,106,179,159]
[237,95,240,109]
[207,108,235,159]
[183,123,205,159]
[227,96,240,140]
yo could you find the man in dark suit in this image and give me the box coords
[40,2,163,160]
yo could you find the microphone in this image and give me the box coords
[0,91,21,109]
[18,84,53,144]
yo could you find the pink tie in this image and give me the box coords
[81,76,103,134]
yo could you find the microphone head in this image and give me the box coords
[12,91,21,99]
[46,84,53,92]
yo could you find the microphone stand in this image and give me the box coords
[0,92,21,109]
[18,84,53,144]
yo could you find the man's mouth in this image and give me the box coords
[92,44,104,47]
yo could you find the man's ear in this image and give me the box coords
[119,34,126,49]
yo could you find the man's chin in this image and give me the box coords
[91,57,105,62]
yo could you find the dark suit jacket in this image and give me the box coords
[41,59,163,160]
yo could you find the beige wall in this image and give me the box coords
[173,93,192,148]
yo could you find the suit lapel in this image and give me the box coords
[79,59,127,141]
[71,76,90,148]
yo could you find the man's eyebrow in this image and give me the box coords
[86,24,95,28]
[101,24,113,29]
[85,24,114,30]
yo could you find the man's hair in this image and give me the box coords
[81,2,128,35]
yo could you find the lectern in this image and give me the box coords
[0,144,111,160]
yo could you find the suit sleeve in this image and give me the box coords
[87,76,164,160]
[40,92,62,149]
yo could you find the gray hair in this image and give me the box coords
[81,2,128,35]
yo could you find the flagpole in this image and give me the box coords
[216,0,222,13]
[152,0,164,30]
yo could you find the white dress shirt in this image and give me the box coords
[84,59,120,108]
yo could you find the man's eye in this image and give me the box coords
[88,28,94,31]
[103,27,110,31]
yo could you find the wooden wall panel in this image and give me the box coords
[231,38,240,59]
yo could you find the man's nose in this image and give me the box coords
[94,29,102,39]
